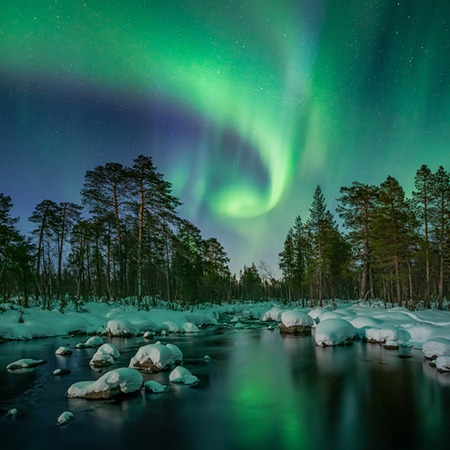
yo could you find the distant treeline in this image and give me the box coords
[0,160,449,310]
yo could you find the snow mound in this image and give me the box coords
[57,411,74,426]
[90,343,120,367]
[105,319,138,337]
[143,380,167,393]
[67,368,143,399]
[163,320,180,333]
[76,336,104,348]
[365,326,401,344]
[281,310,313,328]
[422,338,450,359]
[55,346,72,356]
[315,319,355,347]
[262,306,284,322]
[6,358,47,370]
[435,356,450,372]
[129,343,175,371]
[317,311,346,322]
[350,316,383,329]
[166,343,183,363]
[183,322,200,333]
[169,366,199,385]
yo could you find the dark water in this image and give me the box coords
[1,326,450,450]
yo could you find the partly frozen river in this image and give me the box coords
[1,325,450,450]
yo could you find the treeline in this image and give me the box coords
[279,165,450,310]
[1,160,449,310]
[0,155,242,308]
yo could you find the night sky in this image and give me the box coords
[1,1,450,274]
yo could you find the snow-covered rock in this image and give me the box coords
[422,338,450,359]
[163,320,180,333]
[129,343,175,371]
[105,319,138,337]
[280,310,313,334]
[315,319,355,347]
[53,368,71,376]
[7,408,17,417]
[383,339,399,350]
[166,343,183,363]
[262,306,284,322]
[75,336,104,348]
[169,366,199,385]
[365,326,404,344]
[57,411,74,426]
[67,368,143,399]
[90,343,119,367]
[6,358,47,370]
[435,355,450,372]
[143,380,167,393]
[55,346,72,356]
[183,322,200,333]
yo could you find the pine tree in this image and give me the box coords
[203,237,231,301]
[171,220,205,303]
[81,163,127,296]
[430,166,450,309]
[337,182,379,299]
[411,165,434,307]
[0,193,34,304]
[127,155,181,305]
[371,176,418,307]
[240,263,263,300]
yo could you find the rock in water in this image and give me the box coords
[57,411,74,426]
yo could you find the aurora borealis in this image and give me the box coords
[1,1,450,273]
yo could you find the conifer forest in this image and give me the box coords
[1,158,449,310]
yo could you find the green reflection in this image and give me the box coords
[228,332,310,448]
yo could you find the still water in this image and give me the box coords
[1,325,450,450]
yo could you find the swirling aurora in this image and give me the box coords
[1,1,450,273]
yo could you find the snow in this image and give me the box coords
[422,338,450,359]
[262,306,285,322]
[143,380,167,393]
[90,343,120,367]
[435,355,450,372]
[315,319,356,346]
[55,346,72,356]
[6,358,47,370]
[129,343,175,371]
[280,310,313,328]
[105,319,138,337]
[0,302,218,341]
[57,411,74,426]
[165,343,183,362]
[75,336,104,348]
[67,368,143,399]
[169,366,199,385]
[183,322,200,333]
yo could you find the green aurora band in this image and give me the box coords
[2,0,450,269]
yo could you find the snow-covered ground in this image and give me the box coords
[2,300,450,371]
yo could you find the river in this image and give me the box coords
[1,324,450,450]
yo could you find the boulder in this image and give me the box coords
[315,319,355,347]
[129,343,175,372]
[6,358,47,370]
[67,368,143,399]
[279,310,313,335]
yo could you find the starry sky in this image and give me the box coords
[1,0,450,274]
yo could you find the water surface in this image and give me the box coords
[1,326,449,450]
